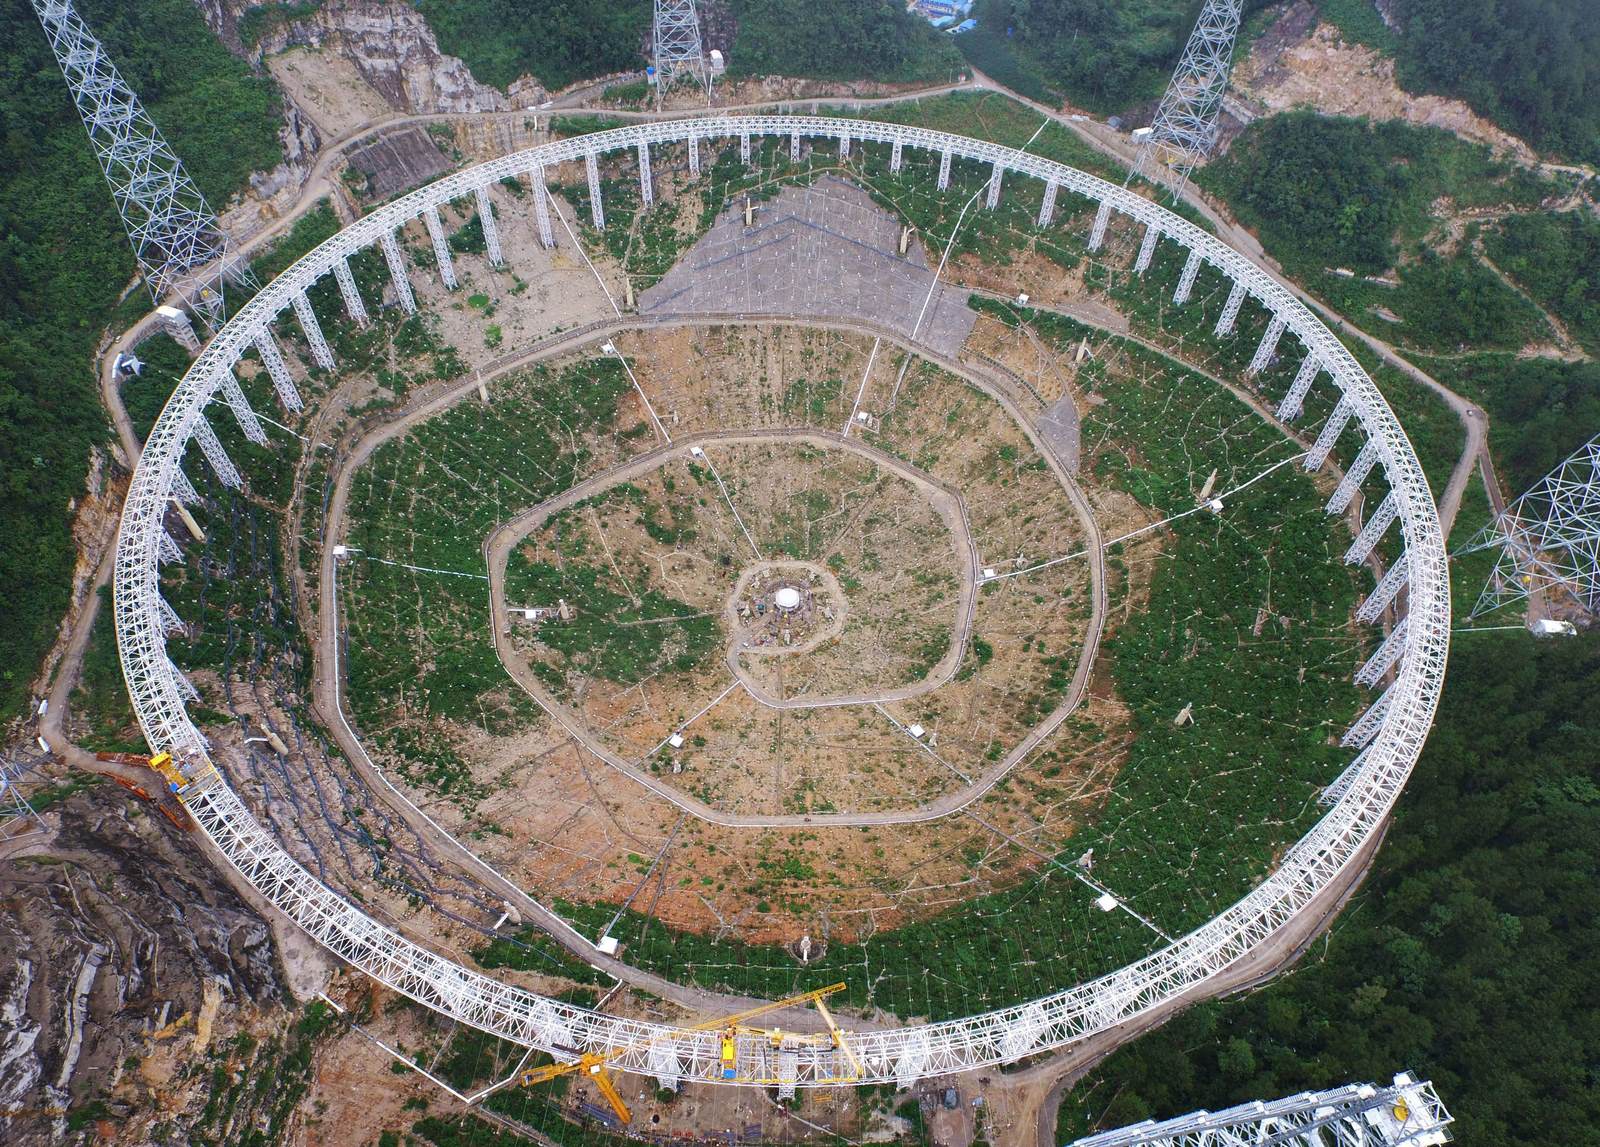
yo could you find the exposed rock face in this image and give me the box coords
[0,784,286,1145]
[200,0,517,114]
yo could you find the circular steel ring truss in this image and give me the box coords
[113,117,1449,1090]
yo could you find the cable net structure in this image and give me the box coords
[111,115,1450,1093]
[652,0,711,94]
[1463,432,1600,619]
[1129,0,1244,199]
[1070,1073,1452,1147]
[31,0,252,330]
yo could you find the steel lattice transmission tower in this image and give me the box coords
[1461,432,1600,619]
[31,0,254,331]
[1129,0,1244,200]
[652,0,711,96]
[1070,1073,1452,1147]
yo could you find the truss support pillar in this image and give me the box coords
[291,292,335,372]
[157,592,184,635]
[1088,201,1112,252]
[1341,683,1392,748]
[586,151,606,229]
[937,148,951,191]
[1346,491,1398,565]
[1214,279,1247,335]
[1327,441,1380,515]
[1356,616,1409,687]
[380,230,415,314]
[687,134,700,176]
[739,132,751,166]
[839,133,850,159]
[1247,315,1286,375]
[636,142,653,209]
[171,466,199,506]
[890,139,903,173]
[158,529,182,564]
[985,162,1002,209]
[1277,353,1320,421]
[1318,746,1370,807]
[1133,223,1161,273]
[790,132,801,162]
[1173,249,1203,305]
[474,185,503,265]
[530,167,555,249]
[422,206,457,289]
[254,329,305,413]
[1358,555,1409,623]
[333,257,368,326]
[191,416,241,489]
[1305,395,1354,472]
[217,370,267,445]
[1038,179,1058,227]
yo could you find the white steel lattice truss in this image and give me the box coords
[653,0,710,94]
[1462,432,1600,618]
[1070,1073,1451,1147]
[31,0,253,330]
[1130,0,1244,200]
[113,117,1450,1090]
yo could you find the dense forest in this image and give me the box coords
[1392,0,1600,164]
[1059,632,1600,1146]
[0,0,282,721]
[419,0,960,92]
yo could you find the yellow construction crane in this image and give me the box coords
[519,982,854,1121]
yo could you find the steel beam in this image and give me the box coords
[985,162,1002,209]
[1346,491,1398,565]
[291,292,335,372]
[158,529,182,564]
[1277,352,1320,421]
[739,132,751,166]
[1214,280,1246,335]
[937,148,951,190]
[1038,179,1058,227]
[586,151,605,229]
[422,205,457,289]
[1305,395,1354,472]
[890,139,903,173]
[217,369,267,445]
[635,142,653,209]
[1246,315,1285,375]
[1173,249,1203,304]
[1133,224,1161,273]
[1088,201,1112,252]
[790,131,800,162]
[687,133,700,176]
[379,230,415,314]
[332,257,368,325]
[474,185,503,265]
[190,415,240,488]
[253,329,304,412]
[530,167,555,249]
[1341,682,1392,748]
[1326,441,1380,515]
[839,133,850,159]
[1355,616,1409,687]
[1357,555,1409,623]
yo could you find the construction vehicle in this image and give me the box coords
[520,982,855,1121]
[96,752,195,830]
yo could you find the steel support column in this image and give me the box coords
[1173,249,1203,304]
[1326,441,1380,515]
[1038,179,1058,227]
[191,415,241,488]
[1355,616,1409,687]
[1345,491,1398,565]
[636,142,653,209]
[422,206,457,289]
[1341,683,1392,748]
[291,292,335,372]
[254,329,305,412]
[380,230,415,314]
[158,529,182,564]
[1304,395,1354,472]
[790,132,800,162]
[1088,201,1112,252]
[586,151,605,229]
[217,370,267,445]
[937,148,951,190]
[1214,279,1246,335]
[333,257,368,325]
[1133,224,1161,273]
[530,167,555,249]
[1247,315,1285,375]
[839,133,850,159]
[739,132,751,166]
[1277,352,1320,421]
[474,185,503,265]
[985,162,1002,208]
[171,467,199,506]
[157,593,184,635]
[890,139,903,173]
[1357,555,1409,623]
[687,133,700,176]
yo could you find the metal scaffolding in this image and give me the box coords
[652,0,710,96]
[1070,1072,1451,1147]
[1461,432,1600,618]
[1128,0,1244,201]
[31,0,255,330]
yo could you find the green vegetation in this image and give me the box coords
[1390,0,1600,163]
[1058,631,1600,1147]
[415,0,650,91]
[1485,210,1600,355]
[0,0,282,721]
[1203,113,1547,277]
[730,0,963,83]
[1312,0,1399,52]
[70,587,141,752]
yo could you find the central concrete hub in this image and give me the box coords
[727,562,847,659]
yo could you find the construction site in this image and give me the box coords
[12,2,1477,1145]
